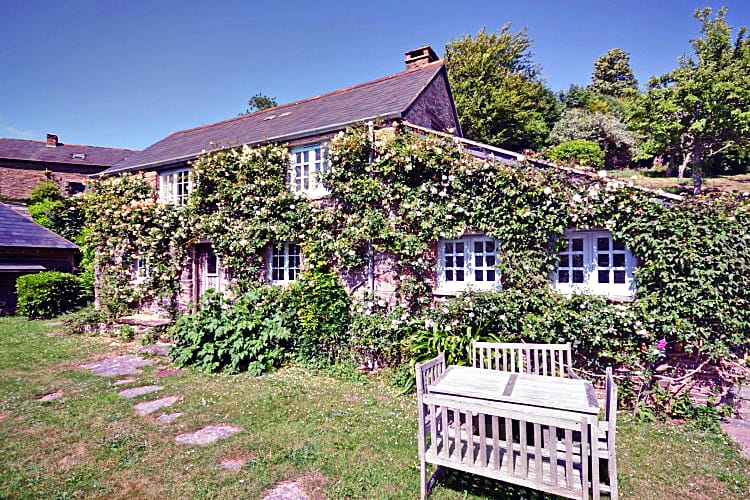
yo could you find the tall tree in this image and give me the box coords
[241,93,278,115]
[590,48,638,98]
[628,7,750,193]
[445,26,561,151]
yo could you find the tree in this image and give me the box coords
[241,93,278,115]
[590,48,638,98]
[445,26,561,151]
[550,109,639,169]
[628,7,750,193]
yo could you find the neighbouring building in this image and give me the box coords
[95,46,639,315]
[0,202,78,314]
[0,134,138,199]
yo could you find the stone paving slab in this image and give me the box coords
[118,385,164,398]
[263,480,309,500]
[157,412,183,424]
[175,424,241,446]
[155,368,183,377]
[219,458,245,471]
[36,390,63,402]
[738,385,750,401]
[138,344,173,357]
[113,378,136,386]
[81,355,153,377]
[722,418,750,460]
[134,395,179,416]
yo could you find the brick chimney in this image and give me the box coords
[405,46,439,69]
[46,134,58,147]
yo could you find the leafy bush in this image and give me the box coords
[546,140,605,168]
[291,269,351,368]
[348,300,411,369]
[170,287,294,375]
[30,180,62,203]
[62,305,110,335]
[16,271,87,319]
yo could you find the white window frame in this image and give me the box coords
[437,235,501,292]
[159,167,193,206]
[268,242,302,284]
[133,257,150,281]
[289,144,329,197]
[553,230,636,298]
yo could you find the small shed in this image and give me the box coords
[0,203,78,314]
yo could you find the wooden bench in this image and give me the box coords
[472,341,578,378]
[417,354,603,499]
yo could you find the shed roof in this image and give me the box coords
[0,203,79,250]
[99,60,446,175]
[0,138,137,167]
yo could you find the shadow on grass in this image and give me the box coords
[434,468,550,499]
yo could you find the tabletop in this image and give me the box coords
[427,365,601,416]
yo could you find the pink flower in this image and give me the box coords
[656,338,667,351]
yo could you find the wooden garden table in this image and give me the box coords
[427,365,601,419]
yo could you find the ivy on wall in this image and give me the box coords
[85,125,750,374]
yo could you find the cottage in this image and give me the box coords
[0,134,138,199]
[95,46,638,314]
[0,202,78,313]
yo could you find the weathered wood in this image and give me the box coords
[472,341,575,378]
[600,367,619,500]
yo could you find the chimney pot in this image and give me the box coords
[46,134,58,147]
[405,46,439,69]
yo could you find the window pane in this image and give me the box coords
[560,255,570,268]
[598,270,609,283]
[207,254,217,274]
[445,242,453,253]
[613,240,625,251]
[456,270,465,281]
[475,270,483,281]
[445,256,453,267]
[474,241,483,253]
[487,270,496,282]
[597,254,610,267]
[613,254,625,267]
[572,238,583,252]
[573,270,584,283]
[614,270,626,283]
[597,237,610,251]
[559,270,570,283]
[572,254,583,267]
[445,270,453,281]
[475,255,482,267]
[456,256,464,267]
[486,241,495,253]
[486,255,495,266]
[456,242,464,253]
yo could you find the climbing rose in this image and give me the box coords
[656,338,667,351]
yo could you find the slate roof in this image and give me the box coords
[100,60,446,175]
[0,203,78,250]
[0,138,138,167]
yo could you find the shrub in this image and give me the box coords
[30,180,61,204]
[291,269,351,368]
[16,271,86,319]
[348,300,411,369]
[170,287,294,375]
[546,140,605,168]
[62,305,110,335]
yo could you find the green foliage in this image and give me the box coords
[241,92,278,115]
[30,181,61,204]
[291,269,351,368]
[627,7,750,193]
[445,26,561,150]
[62,305,110,335]
[546,139,605,168]
[348,300,411,369]
[16,271,86,319]
[590,48,638,98]
[551,108,639,169]
[170,288,293,375]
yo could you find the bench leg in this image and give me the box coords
[420,459,427,500]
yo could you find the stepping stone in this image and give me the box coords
[134,395,179,416]
[118,385,164,398]
[175,424,241,446]
[36,390,63,402]
[81,355,153,377]
[113,378,136,386]
[263,480,309,500]
[722,418,750,460]
[157,412,183,424]
[139,344,173,357]
[219,457,245,471]
[155,368,183,377]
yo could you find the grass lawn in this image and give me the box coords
[0,317,748,499]
[605,169,750,194]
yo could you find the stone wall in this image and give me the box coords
[0,159,104,199]
[403,69,460,134]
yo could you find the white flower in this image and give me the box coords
[543,187,552,195]
[572,194,583,203]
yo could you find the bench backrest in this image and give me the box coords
[605,366,617,441]
[472,341,573,378]
[415,353,446,397]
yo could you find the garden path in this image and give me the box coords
[722,384,750,460]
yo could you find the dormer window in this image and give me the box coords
[160,168,192,206]
[289,144,328,197]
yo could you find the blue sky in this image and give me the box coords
[1,0,748,150]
